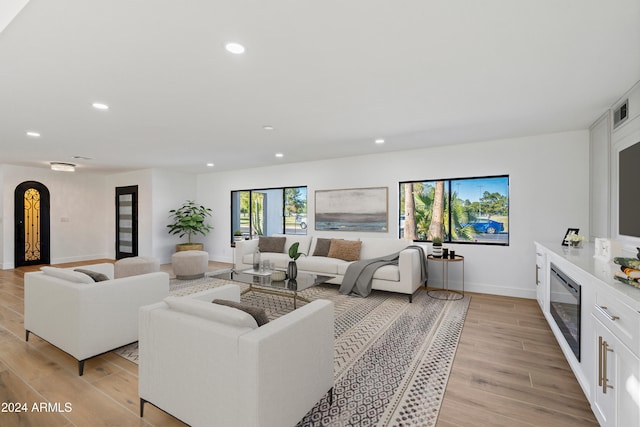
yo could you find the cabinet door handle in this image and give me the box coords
[598,336,603,387]
[535,265,540,285]
[595,305,620,321]
[602,339,614,394]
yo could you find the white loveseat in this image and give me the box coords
[138,284,334,427]
[234,235,425,301]
[24,263,169,375]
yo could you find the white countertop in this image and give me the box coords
[536,241,640,311]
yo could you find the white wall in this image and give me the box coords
[150,169,197,264]
[196,130,590,299]
[1,166,197,268]
[1,164,109,268]
[105,168,197,264]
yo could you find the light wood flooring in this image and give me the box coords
[0,260,598,426]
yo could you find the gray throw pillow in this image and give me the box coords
[258,236,286,253]
[212,299,270,327]
[74,268,109,282]
[313,238,334,257]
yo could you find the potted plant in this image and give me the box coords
[233,229,243,242]
[167,200,213,251]
[432,236,443,257]
[287,242,305,279]
[566,233,585,248]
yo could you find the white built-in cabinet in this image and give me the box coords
[589,111,611,241]
[592,314,640,427]
[535,242,640,427]
[535,244,547,312]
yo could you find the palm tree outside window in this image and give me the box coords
[399,175,509,245]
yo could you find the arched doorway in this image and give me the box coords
[14,181,51,267]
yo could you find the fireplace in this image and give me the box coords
[549,263,581,361]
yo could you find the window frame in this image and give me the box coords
[230,185,308,244]
[399,174,509,246]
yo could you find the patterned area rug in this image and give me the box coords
[114,276,470,427]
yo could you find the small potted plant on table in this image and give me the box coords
[287,242,304,279]
[431,237,443,257]
[566,233,585,249]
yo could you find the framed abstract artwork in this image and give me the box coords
[315,187,388,232]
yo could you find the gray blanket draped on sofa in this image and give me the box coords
[339,245,428,298]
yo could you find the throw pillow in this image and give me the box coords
[74,268,109,282]
[327,239,362,262]
[212,299,270,327]
[313,238,334,257]
[40,266,95,284]
[258,236,286,253]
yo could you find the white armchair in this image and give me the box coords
[24,263,169,375]
[138,284,334,427]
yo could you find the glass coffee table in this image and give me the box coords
[209,269,335,309]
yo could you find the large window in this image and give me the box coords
[231,186,307,242]
[399,175,509,245]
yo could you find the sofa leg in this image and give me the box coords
[409,294,413,303]
[140,398,146,417]
[328,387,334,405]
[78,360,85,376]
[25,330,30,342]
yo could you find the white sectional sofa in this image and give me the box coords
[24,263,169,375]
[234,235,425,301]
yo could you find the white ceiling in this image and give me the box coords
[1,0,639,174]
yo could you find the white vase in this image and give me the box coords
[432,244,443,257]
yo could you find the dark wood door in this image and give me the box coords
[115,185,139,260]
[14,181,50,267]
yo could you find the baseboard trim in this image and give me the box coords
[465,282,536,299]
[50,253,111,265]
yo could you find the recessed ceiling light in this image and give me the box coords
[26,131,41,137]
[275,153,284,158]
[225,42,245,54]
[50,162,76,172]
[375,138,385,144]
[206,163,215,167]
[263,125,274,131]
[92,102,109,110]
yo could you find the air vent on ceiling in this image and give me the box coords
[613,99,628,129]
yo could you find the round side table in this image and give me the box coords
[427,254,464,300]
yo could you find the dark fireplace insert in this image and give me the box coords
[549,263,581,361]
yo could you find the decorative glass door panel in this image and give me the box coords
[14,181,50,267]
[115,186,138,259]
[23,188,41,261]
